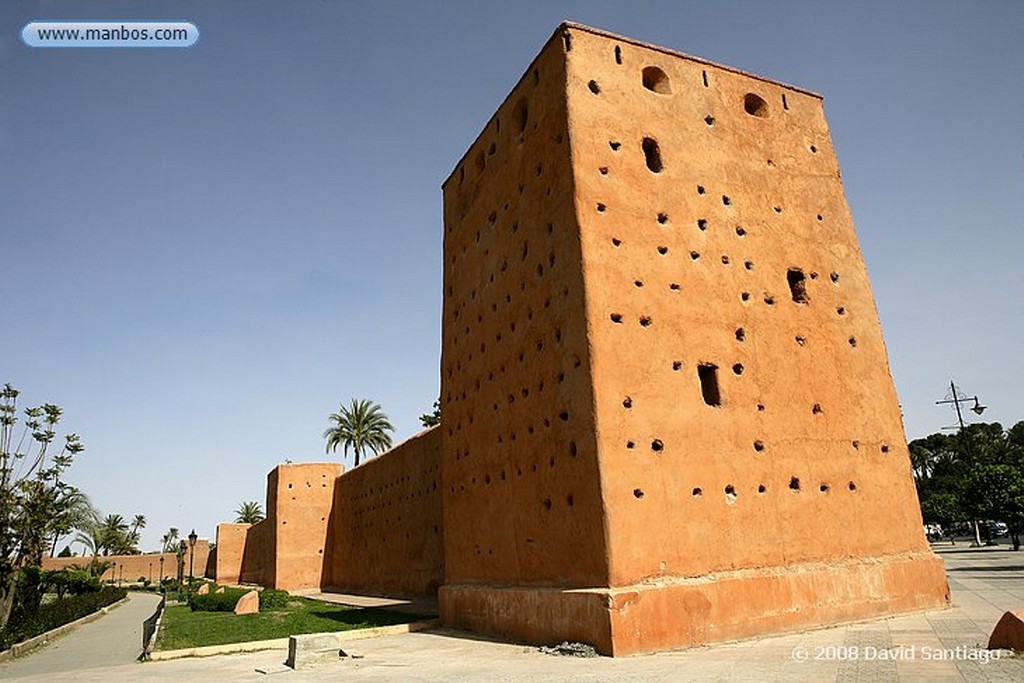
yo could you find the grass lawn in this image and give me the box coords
[156,598,427,650]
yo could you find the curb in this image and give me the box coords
[0,595,129,663]
[148,618,441,661]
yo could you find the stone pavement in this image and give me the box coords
[0,591,161,680]
[0,546,1021,682]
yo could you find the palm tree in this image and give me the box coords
[161,527,179,554]
[234,500,265,524]
[324,398,394,467]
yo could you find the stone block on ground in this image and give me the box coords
[286,633,348,669]
[234,589,260,615]
[197,583,210,595]
[988,609,1024,651]
[215,587,225,593]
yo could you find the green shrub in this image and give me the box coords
[0,586,126,650]
[189,587,247,612]
[258,589,289,610]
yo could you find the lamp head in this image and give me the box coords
[971,398,986,416]
[188,529,198,545]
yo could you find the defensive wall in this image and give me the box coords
[42,539,211,584]
[216,431,441,594]
[214,22,948,656]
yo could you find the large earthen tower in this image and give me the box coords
[438,23,948,655]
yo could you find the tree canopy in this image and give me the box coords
[324,399,394,467]
[234,500,265,524]
[910,420,1024,550]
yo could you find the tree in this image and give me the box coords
[0,383,86,630]
[234,500,265,524]
[419,398,441,428]
[324,399,394,467]
[910,421,1024,550]
[160,527,179,554]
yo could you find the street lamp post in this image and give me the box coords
[188,529,198,587]
[178,539,187,585]
[159,555,164,592]
[935,380,987,546]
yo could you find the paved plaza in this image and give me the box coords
[1,544,1021,682]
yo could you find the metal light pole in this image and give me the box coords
[936,380,987,545]
[159,555,165,592]
[188,529,198,587]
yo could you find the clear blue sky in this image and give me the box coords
[2,1,1021,553]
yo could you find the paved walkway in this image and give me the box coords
[0,547,1021,681]
[0,591,161,680]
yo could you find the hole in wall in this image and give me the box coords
[641,66,671,94]
[848,481,857,492]
[741,292,751,302]
[626,440,635,449]
[764,294,775,306]
[599,166,609,175]
[614,45,622,64]
[702,70,708,87]
[658,246,668,255]
[651,439,663,452]
[809,144,817,153]
[633,488,645,499]
[744,93,769,117]
[639,316,652,327]
[722,195,731,206]
[588,80,601,95]
[786,270,811,305]
[543,498,553,510]
[735,226,746,237]
[692,487,703,497]
[622,396,633,409]
[669,283,681,291]
[757,403,765,411]
[672,361,682,371]
[733,363,744,375]
[610,313,623,324]
[782,93,789,110]
[735,328,745,342]
[830,271,840,283]
[795,336,806,346]
[612,237,622,247]
[569,441,577,457]
[609,140,621,151]
[789,477,801,491]
[562,32,572,51]
[721,255,731,265]
[634,279,644,288]
[753,440,764,452]
[697,219,708,231]
[848,336,858,347]
[657,212,669,224]
[758,484,767,494]
[643,138,664,173]
[567,494,575,506]
[725,485,736,503]
[690,251,700,260]
[704,115,715,126]
[697,185,705,195]
[820,483,830,493]
[812,404,823,414]
[881,444,890,453]
[836,306,846,316]
[514,98,528,133]
[596,203,606,213]
[698,364,721,406]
